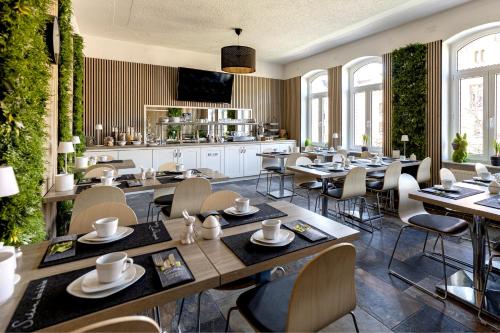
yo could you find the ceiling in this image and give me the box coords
[73,0,470,64]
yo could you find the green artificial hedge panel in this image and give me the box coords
[391,43,427,160]
[73,34,85,156]
[0,0,51,245]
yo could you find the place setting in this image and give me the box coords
[420,178,485,200]
[77,217,134,245]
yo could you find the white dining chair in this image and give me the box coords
[439,168,457,183]
[256,148,281,194]
[146,162,178,223]
[71,315,161,333]
[475,163,489,176]
[200,190,241,212]
[83,164,117,179]
[71,186,126,223]
[289,156,322,211]
[416,157,431,184]
[366,161,402,216]
[160,177,212,219]
[69,202,138,234]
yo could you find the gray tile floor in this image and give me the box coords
[126,177,499,332]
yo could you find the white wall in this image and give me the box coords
[284,0,500,78]
[82,35,284,79]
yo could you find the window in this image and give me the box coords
[306,72,329,145]
[452,32,500,160]
[348,59,383,149]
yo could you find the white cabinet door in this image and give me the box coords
[152,148,176,170]
[224,146,243,178]
[200,146,225,174]
[83,150,119,160]
[178,147,200,170]
[118,149,153,174]
[242,145,261,177]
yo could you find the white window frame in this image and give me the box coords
[347,57,383,151]
[306,71,328,146]
[450,28,500,162]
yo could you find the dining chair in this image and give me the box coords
[366,161,402,216]
[146,162,177,223]
[269,152,304,193]
[71,186,126,223]
[256,148,282,195]
[389,173,469,300]
[71,315,161,333]
[160,177,212,220]
[336,149,348,157]
[83,164,117,179]
[69,202,138,234]
[475,162,489,176]
[416,157,431,184]
[200,190,241,212]
[289,156,322,211]
[360,151,372,158]
[439,167,457,183]
[304,146,314,152]
[225,243,358,333]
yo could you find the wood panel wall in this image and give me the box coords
[282,77,301,142]
[83,58,283,137]
[327,66,342,147]
[382,53,393,156]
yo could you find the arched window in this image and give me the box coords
[348,58,383,149]
[306,72,329,145]
[451,31,500,160]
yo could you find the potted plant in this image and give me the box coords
[304,138,312,147]
[361,134,369,152]
[492,140,500,166]
[451,133,468,163]
[168,107,182,123]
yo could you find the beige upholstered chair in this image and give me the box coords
[147,162,178,222]
[475,163,489,176]
[416,157,431,183]
[71,186,126,223]
[439,168,457,183]
[71,315,160,333]
[367,161,402,215]
[161,178,212,219]
[290,156,322,210]
[83,164,117,179]
[69,202,138,234]
[225,243,358,333]
[200,190,241,212]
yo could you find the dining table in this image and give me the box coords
[75,159,136,172]
[409,181,500,321]
[256,152,293,199]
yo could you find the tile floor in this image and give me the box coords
[126,177,499,332]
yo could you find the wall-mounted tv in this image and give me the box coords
[176,67,234,104]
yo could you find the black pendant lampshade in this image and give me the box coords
[221,28,256,74]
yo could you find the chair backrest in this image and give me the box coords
[71,315,160,333]
[475,163,489,176]
[158,162,177,172]
[200,190,241,212]
[337,149,348,157]
[398,173,427,224]
[286,243,356,332]
[169,178,212,219]
[292,156,318,185]
[284,153,303,168]
[440,168,456,183]
[331,154,343,163]
[304,146,314,152]
[381,161,402,191]
[71,186,126,223]
[83,164,117,179]
[360,151,372,158]
[416,157,431,183]
[69,202,138,234]
[261,148,280,169]
[340,167,366,199]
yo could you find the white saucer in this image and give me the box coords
[67,264,144,299]
[473,176,492,182]
[251,229,290,244]
[77,226,133,244]
[174,175,196,180]
[224,206,260,216]
[433,184,460,192]
[92,182,121,187]
[250,229,295,247]
[81,265,136,293]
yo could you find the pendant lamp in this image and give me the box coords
[221,28,256,74]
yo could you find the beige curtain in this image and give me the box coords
[382,53,393,156]
[327,66,342,147]
[283,76,301,143]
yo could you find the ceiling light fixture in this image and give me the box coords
[221,28,256,74]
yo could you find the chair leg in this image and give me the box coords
[307,190,311,210]
[422,232,429,253]
[197,292,202,333]
[177,297,185,332]
[156,210,161,223]
[225,306,238,333]
[153,306,162,332]
[478,255,500,330]
[255,171,262,190]
[147,202,153,224]
[349,311,360,333]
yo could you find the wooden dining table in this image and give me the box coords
[75,159,137,172]
[409,181,500,321]
[0,201,359,332]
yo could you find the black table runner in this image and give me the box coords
[221,224,336,266]
[8,248,193,332]
[97,159,124,164]
[77,174,136,186]
[474,195,500,209]
[39,221,172,268]
[419,186,484,200]
[157,177,183,185]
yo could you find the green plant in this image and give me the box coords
[452,133,468,163]
[304,138,312,146]
[168,107,182,117]
[0,0,51,245]
[493,139,500,156]
[361,134,369,146]
[391,43,427,160]
[227,109,237,133]
[72,34,85,156]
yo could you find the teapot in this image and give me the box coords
[201,216,222,240]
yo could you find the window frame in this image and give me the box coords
[306,71,329,146]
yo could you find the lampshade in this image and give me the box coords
[221,28,256,74]
[0,166,19,197]
[72,136,81,144]
[332,133,339,139]
[401,135,409,142]
[58,141,75,154]
[95,124,103,130]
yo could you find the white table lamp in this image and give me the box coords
[58,142,75,174]
[0,166,19,197]
[401,135,409,157]
[95,124,103,146]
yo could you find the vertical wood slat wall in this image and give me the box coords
[382,53,393,156]
[426,41,442,185]
[282,77,301,142]
[328,66,342,147]
[83,58,283,137]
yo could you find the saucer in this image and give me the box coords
[77,226,133,244]
[67,264,144,299]
[251,229,289,244]
[433,184,460,192]
[174,175,196,180]
[81,265,136,293]
[92,182,121,187]
[473,176,492,182]
[223,206,260,216]
[250,229,295,247]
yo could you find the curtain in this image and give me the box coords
[283,76,301,143]
[382,53,393,156]
[327,66,342,147]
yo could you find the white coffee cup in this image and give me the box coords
[97,155,109,162]
[442,179,453,190]
[183,169,193,178]
[96,252,133,284]
[101,176,114,186]
[314,158,321,164]
[235,197,250,213]
[333,163,342,170]
[0,252,19,304]
[75,157,88,169]
[176,163,185,172]
[92,217,118,237]
[262,219,281,240]
[480,171,492,181]
[103,169,114,178]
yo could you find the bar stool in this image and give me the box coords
[366,161,402,216]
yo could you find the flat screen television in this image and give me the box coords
[176,67,234,103]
